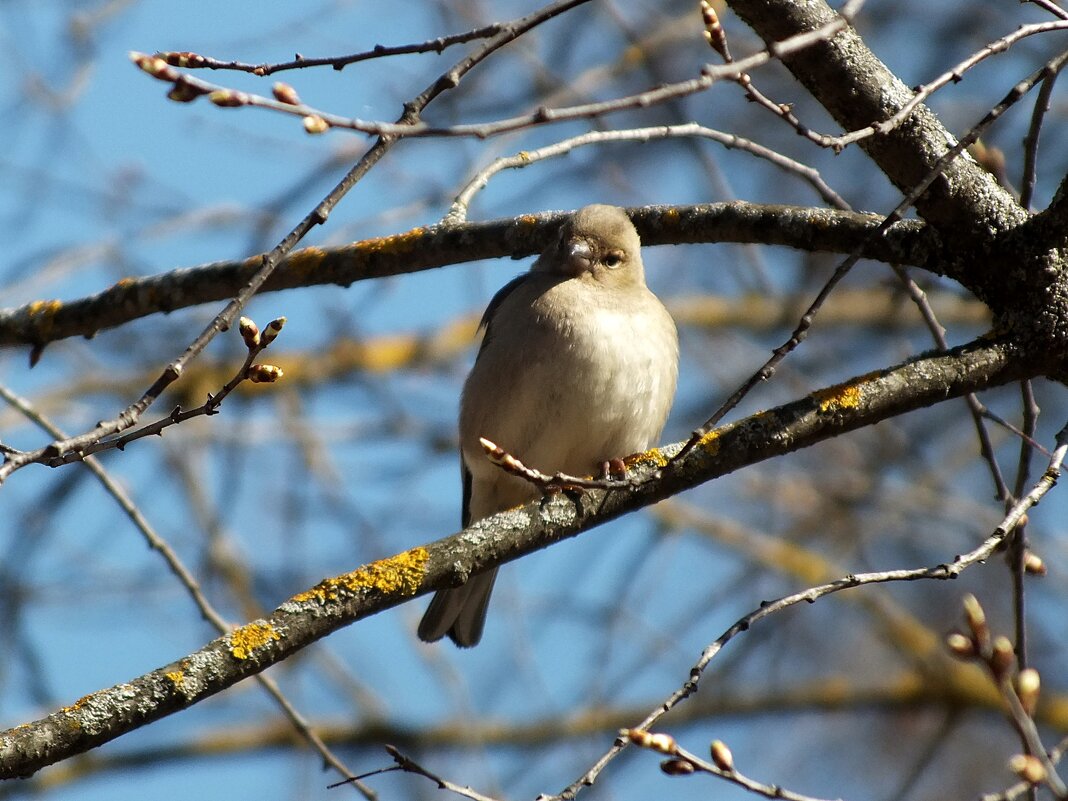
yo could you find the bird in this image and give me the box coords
[418,204,679,647]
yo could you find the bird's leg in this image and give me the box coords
[601,458,627,481]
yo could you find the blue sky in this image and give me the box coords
[2,1,1068,799]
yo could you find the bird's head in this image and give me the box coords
[537,204,646,288]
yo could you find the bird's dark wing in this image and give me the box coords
[460,456,473,528]
[476,273,531,355]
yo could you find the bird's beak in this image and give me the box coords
[565,239,594,275]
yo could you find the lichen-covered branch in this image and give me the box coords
[0,204,935,350]
[0,334,1038,778]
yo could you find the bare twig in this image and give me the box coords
[4,317,286,470]
[445,124,848,223]
[982,737,1068,801]
[360,745,507,801]
[823,21,1068,150]
[479,437,642,494]
[1025,0,1068,21]
[0,380,374,797]
[1021,67,1063,211]
[129,13,853,140]
[673,46,1068,463]
[0,0,592,487]
[552,421,1068,799]
[948,594,1067,797]
[623,730,840,801]
[157,23,504,75]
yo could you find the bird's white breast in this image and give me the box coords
[460,276,678,488]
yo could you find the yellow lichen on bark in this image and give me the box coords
[697,427,721,455]
[27,299,63,337]
[229,622,281,660]
[353,227,428,259]
[285,246,327,277]
[624,446,671,469]
[292,546,430,605]
[815,382,863,413]
[165,671,185,689]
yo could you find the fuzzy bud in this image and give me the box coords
[272,82,301,105]
[248,364,284,383]
[659,758,695,776]
[709,740,734,772]
[990,636,1015,679]
[1024,551,1046,576]
[260,316,286,346]
[130,52,177,81]
[167,81,207,103]
[700,0,731,61]
[1016,668,1041,716]
[238,317,260,349]
[209,89,249,107]
[1008,754,1046,785]
[624,729,677,754]
[945,631,976,660]
[962,594,989,647]
[303,114,329,134]
[158,51,207,68]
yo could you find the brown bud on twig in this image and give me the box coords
[709,740,734,772]
[990,636,1015,680]
[700,0,731,62]
[238,317,261,349]
[248,364,284,384]
[660,758,695,776]
[1024,551,1047,576]
[167,81,208,103]
[303,115,330,134]
[260,316,287,346]
[945,631,976,660]
[209,90,249,107]
[157,51,207,68]
[130,52,178,81]
[1016,668,1041,716]
[624,729,677,754]
[272,82,301,105]
[1009,754,1047,785]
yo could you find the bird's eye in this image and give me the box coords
[604,251,624,269]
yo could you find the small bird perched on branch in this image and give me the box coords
[418,204,679,647]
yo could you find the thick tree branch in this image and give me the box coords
[726,0,1026,242]
[0,335,1039,778]
[0,204,936,350]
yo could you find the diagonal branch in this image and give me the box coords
[0,334,1040,778]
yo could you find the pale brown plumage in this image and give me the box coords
[418,205,679,647]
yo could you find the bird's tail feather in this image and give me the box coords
[417,568,499,647]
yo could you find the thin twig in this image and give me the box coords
[0,381,375,798]
[1026,0,1068,21]
[823,21,1068,150]
[982,737,1068,801]
[552,421,1068,799]
[1020,68,1062,211]
[5,320,285,469]
[0,0,592,487]
[158,23,504,75]
[673,46,1068,463]
[445,124,847,224]
[623,731,841,801]
[377,745,507,801]
[129,13,853,140]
